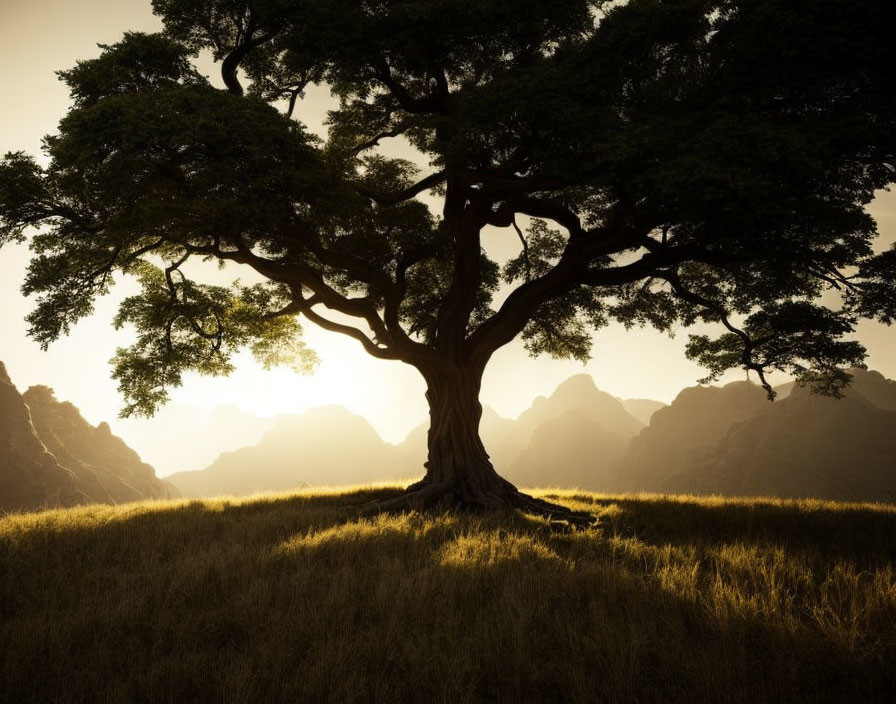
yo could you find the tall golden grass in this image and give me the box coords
[1,487,894,703]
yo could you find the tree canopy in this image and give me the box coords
[1,0,895,517]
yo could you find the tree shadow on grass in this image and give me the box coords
[1,489,894,703]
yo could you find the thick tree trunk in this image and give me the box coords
[411,368,517,508]
[365,364,596,527]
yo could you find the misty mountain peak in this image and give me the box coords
[775,368,896,411]
[552,373,599,398]
[550,374,634,414]
[272,405,384,440]
[481,405,509,423]
[839,368,896,411]
[523,373,643,439]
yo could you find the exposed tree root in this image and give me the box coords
[360,480,598,530]
[508,491,598,530]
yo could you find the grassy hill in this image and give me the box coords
[1,488,894,703]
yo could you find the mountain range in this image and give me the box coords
[167,374,652,497]
[678,376,896,502]
[167,369,896,504]
[3,359,895,509]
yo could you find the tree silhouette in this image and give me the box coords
[1,0,894,521]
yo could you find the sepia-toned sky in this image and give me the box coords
[1,0,895,475]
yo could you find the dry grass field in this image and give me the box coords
[1,487,895,703]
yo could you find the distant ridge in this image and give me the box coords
[170,374,648,497]
[617,368,896,502]
[167,405,417,498]
[619,398,666,425]
[516,374,644,440]
[676,370,896,501]
[165,368,896,504]
[617,381,769,492]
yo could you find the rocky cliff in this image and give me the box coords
[678,373,896,501]
[23,385,178,504]
[0,363,177,513]
[617,381,769,492]
[0,363,86,512]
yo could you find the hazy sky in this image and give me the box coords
[2,0,895,475]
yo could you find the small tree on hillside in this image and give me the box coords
[1,0,895,522]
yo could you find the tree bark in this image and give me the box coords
[411,367,517,508]
[365,363,596,527]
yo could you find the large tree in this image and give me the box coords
[1,0,895,522]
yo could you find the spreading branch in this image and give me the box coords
[512,217,532,282]
[355,170,446,206]
[658,269,774,396]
